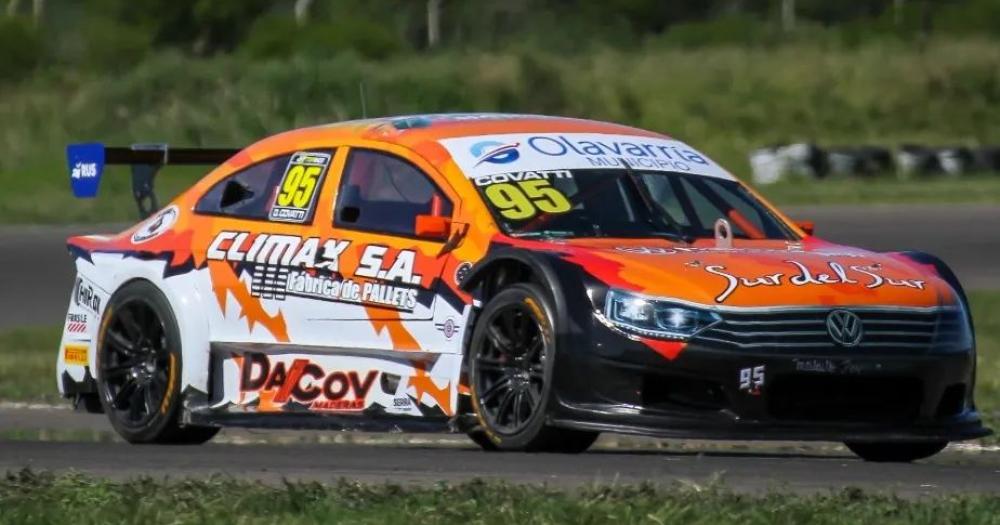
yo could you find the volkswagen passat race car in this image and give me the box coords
[58,113,987,460]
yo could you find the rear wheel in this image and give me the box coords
[467,283,598,452]
[96,281,218,444]
[845,441,948,462]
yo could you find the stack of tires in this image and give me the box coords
[749,143,1000,184]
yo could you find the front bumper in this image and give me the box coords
[548,317,990,442]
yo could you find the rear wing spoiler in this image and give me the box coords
[66,143,240,218]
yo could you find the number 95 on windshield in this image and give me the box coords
[481,179,572,220]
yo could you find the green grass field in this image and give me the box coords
[2,471,1000,525]
[4,292,999,441]
[0,326,60,403]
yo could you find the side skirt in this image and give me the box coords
[186,409,453,433]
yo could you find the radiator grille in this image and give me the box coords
[691,307,969,353]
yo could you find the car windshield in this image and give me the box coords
[473,169,798,241]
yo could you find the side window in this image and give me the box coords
[334,149,453,237]
[195,150,333,223]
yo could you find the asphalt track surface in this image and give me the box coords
[5,438,1000,495]
[0,204,998,492]
[2,407,1000,494]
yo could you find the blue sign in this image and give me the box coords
[66,143,105,198]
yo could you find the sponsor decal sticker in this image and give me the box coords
[614,246,867,257]
[207,231,423,312]
[66,143,105,198]
[240,353,377,412]
[65,313,88,334]
[704,260,926,303]
[470,140,521,166]
[206,231,425,311]
[434,318,460,340]
[73,278,103,314]
[442,133,732,180]
[454,261,473,286]
[794,358,865,375]
[132,205,178,244]
[63,343,89,366]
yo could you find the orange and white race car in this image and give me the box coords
[58,113,987,460]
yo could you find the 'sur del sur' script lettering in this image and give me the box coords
[704,260,926,303]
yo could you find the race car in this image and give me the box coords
[58,113,987,460]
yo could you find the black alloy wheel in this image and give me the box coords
[467,283,598,452]
[101,298,173,430]
[97,281,218,444]
[474,301,547,435]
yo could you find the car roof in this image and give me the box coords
[325,113,669,140]
[231,112,734,184]
[250,113,670,150]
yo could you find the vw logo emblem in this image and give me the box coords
[826,310,863,347]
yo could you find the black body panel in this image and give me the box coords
[510,252,993,443]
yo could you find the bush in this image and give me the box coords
[653,15,783,49]
[82,17,153,72]
[242,14,406,61]
[0,17,43,82]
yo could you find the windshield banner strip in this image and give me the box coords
[440,133,734,180]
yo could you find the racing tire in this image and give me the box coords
[844,441,948,462]
[96,281,219,445]
[467,283,598,453]
[466,429,500,452]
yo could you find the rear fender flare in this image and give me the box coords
[101,264,212,397]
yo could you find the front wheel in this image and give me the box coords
[96,281,218,444]
[466,283,598,452]
[844,441,948,462]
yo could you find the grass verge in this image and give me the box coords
[2,471,1000,525]
[4,292,999,441]
[0,326,61,403]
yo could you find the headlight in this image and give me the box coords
[604,289,721,340]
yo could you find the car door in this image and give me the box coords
[313,146,460,353]
[192,148,338,345]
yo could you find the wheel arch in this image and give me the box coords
[891,250,978,407]
[892,250,972,324]
[459,248,571,333]
[100,267,212,398]
[457,247,596,395]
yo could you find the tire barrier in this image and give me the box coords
[749,143,1000,184]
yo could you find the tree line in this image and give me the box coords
[1,0,997,80]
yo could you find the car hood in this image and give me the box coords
[523,236,957,308]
